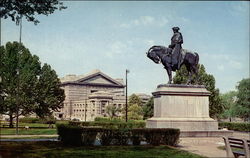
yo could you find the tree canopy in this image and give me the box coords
[128,94,142,107]
[220,91,238,121]
[173,64,224,118]
[0,0,66,25]
[235,78,250,121]
[142,97,153,120]
[0,42,65,127]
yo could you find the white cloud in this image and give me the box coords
[120,16,168,28]
[202,53,243,70]
[144,40,155,47]
[217,64,225,71]
[105,41,127,58]
[228,59,243,70]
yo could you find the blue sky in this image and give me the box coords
[2,1,249,95]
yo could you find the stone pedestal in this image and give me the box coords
[146,84,218,131]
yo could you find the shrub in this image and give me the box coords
[98,128,113,146]
[19,117,40,123]
[131,129,144,145]
[112,128,131,145]
[82,128,100,146]
[162,128,180,146]
[57,124,101,146]
[143,128,180,146]
[57,123,180,147]
[57,124,83,146]
[219,122,250,132]
[69,121,146,129]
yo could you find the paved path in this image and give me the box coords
[178,131,250,158]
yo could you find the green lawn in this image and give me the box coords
[0,128,57,135]
[0,141,204,158]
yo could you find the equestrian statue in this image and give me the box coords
[147,27,199,84]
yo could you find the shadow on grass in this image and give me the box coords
[0,141,205,158]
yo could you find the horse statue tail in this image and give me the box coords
[194,52,199,66]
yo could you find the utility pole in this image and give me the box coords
[125,69,129,122]
[85,99,87,122]
[16,16,22,135]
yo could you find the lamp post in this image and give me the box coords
[125,69,129,122]
[16,15,22,135]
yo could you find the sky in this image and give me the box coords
[2,1,249,95]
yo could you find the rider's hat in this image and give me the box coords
[172,27,180,31]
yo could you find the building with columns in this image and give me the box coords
[54,70,125,121]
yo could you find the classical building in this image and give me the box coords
[54,70,125,121]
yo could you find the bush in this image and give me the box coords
[19,116,56,124]
[56,124,100,146]
[219,122,250,132]
[19,117,40,123]
[69,121,146,129]
[57,123,180,147]
[112,128,131,145]
[82,128,100,146]
[143,128,180,146]
[98,129,113,146]
[57,124,83,146]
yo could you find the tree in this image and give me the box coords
[0,42,65,127]
[0,46,4,112]
[35,64,65,118]
[105,104,121,119]
[235,78,250,121]
[128,94,142,107]
[173,64,224,119]
[0,0,66,25]
[143,97,154,120]
[128,104,143,120]
[220,91,238,121]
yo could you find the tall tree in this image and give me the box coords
[35,64,65,118]
[105,104,121,119]
[128,104,143,120]
[235,78,250,121]
[220,91,238,121]
[0,46,4,112]
[0,0,66,25]
[0,42,65,127]
[173,64,224,119]
[128,94,142,107]
[143,97,154,120]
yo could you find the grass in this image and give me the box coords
[0,141,205,158]
[0,128,57,135]
[0,136,58,139]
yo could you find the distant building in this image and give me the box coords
[54,70,125,121]
[135,93,151,105]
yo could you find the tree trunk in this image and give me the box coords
[9,114,14,128]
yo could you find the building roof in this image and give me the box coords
[60,70,125,88]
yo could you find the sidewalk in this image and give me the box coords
[178,131,250,158]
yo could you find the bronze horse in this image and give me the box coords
[147,45,199,84]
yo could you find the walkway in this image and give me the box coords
[178,131,250,157]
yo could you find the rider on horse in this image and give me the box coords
[168,27,183,70]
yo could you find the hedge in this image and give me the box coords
[19,117,56,124]
[56,124,180,146]
[219,122,250,132]
[69,121,146,129]
[57,124,101,146]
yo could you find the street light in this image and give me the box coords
[125,69,129,122]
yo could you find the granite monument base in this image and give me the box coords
[146,84,232,137]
